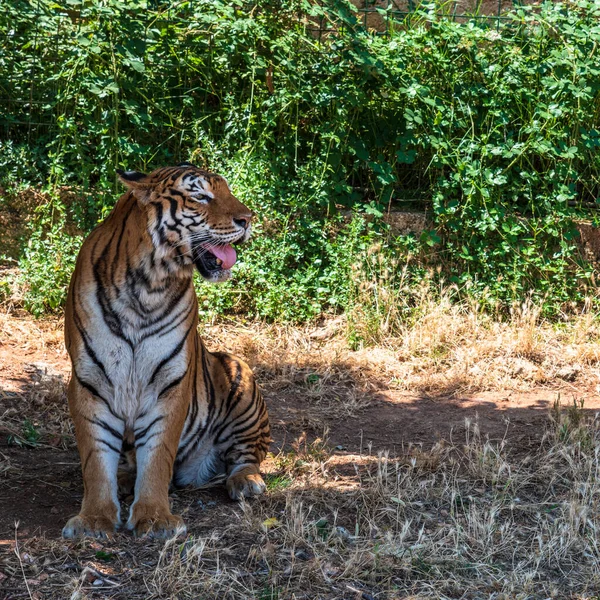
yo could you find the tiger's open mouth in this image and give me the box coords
[192,242,238,281]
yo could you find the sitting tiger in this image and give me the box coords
[62,163,270,539]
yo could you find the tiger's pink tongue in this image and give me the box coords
[202,244,237,270]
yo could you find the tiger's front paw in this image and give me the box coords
[62,513,119,539]
[127,504,186,539]
[226,466,266,500]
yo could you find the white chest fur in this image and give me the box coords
[74,280,195,428]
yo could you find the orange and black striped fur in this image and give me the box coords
[62,164,270,539]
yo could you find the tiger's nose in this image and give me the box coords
[233,215,252,230]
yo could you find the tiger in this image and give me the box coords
[61,163,270,539]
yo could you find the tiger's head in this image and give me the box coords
[117,163,253,282]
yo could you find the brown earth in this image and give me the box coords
[1,312,598,541]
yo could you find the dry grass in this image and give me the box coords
[344,267,600,397]
[1,294,600,465]
[2,302,600,599]
[2,276,600,411]
[2,404,600,599]
[197,292,600,405]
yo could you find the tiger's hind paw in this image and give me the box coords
[226,467,266,500]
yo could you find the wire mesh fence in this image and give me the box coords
[1,0,546,212]
[311,0,534,38]
[1,0,537,144]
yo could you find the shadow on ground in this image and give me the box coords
[0,356,596,540]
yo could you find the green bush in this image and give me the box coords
[2,0,600,320]
[17,222,82,317]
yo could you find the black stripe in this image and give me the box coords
[217,415,264,445]
[74,371,124,421]
[230,423,271,445]
[110,201,135,292]
[168,198,182,226]
[154,302,196,339]
[95,437,122,454]
[158,373,186,399]
[138,289,195,339]
[208,357,241,431]
[177,350,214,464]
[202,346,216,415]
[151,202,165,242]
[124,258,152,319]
[135,431,161,450]
[93,232,132,346]
[165,222,182,233]
[72,305,114,387]
[220,364,244,421]
[149,319,196,385]
[124,276,191,331]
[84,416,123,442]
[134,415,164,442]
[176,418,208,464]
[214,399,259,442]
[182,348,200,438]
[157,225,168,245]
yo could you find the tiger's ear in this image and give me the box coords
[116,169,149,185]
[116,169,153,202]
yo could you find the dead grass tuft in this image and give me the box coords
[90,403,599,598]
[3,304,600,597]
[344,287,600,397]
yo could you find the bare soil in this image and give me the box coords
[1,312,598,539]
[2,311,600,599]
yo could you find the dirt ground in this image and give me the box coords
[2,310,600,599]
[1,311,598,540]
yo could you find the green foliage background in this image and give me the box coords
[2,0,600,321]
